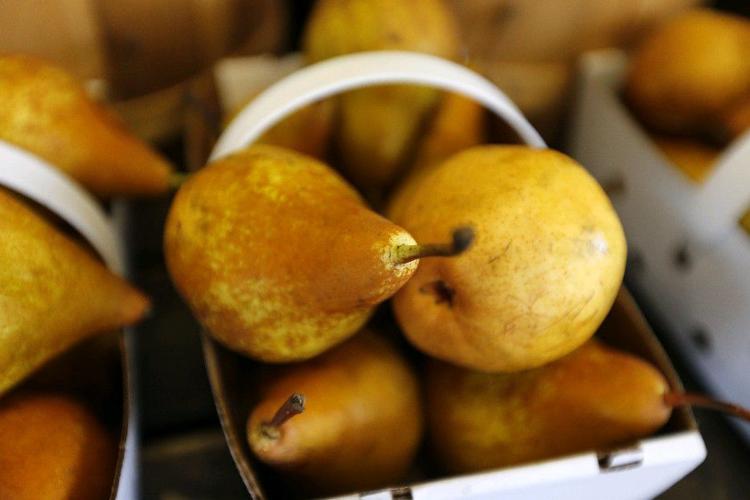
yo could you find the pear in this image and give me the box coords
[652,135,720,183]
[303,0,460,189]
[388,92,485,221]
[625,9,750,137]
[0,54,174,197]
[425,340,673,473]
[391,146,626,372]
[164,145,471,362]
[0,392,117,500]
[719,94,750,142]
[0,188,149,395]
[246,332,422,495]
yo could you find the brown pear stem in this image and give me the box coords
[394,226,475,265]
[260,393,306,439]
[169,172,190,190]
[664,392,750,422]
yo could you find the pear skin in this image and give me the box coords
[720,94,750,143]
[0,392,117,500]
[652,135,720,183]
[303,0,460,189]
[247,333,423,495]
[0,54,174,197]
[388,92,486,221]
[426,340,672,473]
[392,146,626,372]
[165,145,423,362]
[625,9,750,136]
[0,188,149,395]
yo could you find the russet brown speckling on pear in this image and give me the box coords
[164,145,472,362]
[0,54,174,197]
[0,188,149,396]
[246,332,422,495]
[303,0,460,189]
[0,392,117,500]
[391,146,626,372]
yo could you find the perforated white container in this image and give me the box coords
[569,49,750,443]
[204,51,706,500]
[0,140,139,500]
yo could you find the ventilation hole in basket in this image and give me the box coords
[689,326,712,353]
[673,243,692,271]
[601,176,626,197]
[627,248,645,275]
[739,208,750,239]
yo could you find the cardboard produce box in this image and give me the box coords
[0,141,139,499]
[568,49,750,443]
[182,51,706,499]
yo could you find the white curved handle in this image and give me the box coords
[212,51,545,160]
[0,140,123,273]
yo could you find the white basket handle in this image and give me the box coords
[212,50,546,160]
[0,140,123,273]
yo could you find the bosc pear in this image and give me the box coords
[246,332,422,495]
[0,188,149,395]
[0,54,174,197]
[0,392,117,500]
[164,145,471,362]
[303,0,460,189]
[391,146,626,372]
[424,340,672,472]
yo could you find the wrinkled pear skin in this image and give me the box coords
[247,333,423,495]
[0,392,117,500]
[164,145,417,363]
[0,54,173,197]
[0,188,149,395]
[426,340,671,473]
[392,146,626,372]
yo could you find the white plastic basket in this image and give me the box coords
[568,49,750,443]
[204,51,705,500]
[0,140,138,500]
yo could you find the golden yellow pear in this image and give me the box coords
[652,135,720,183]
[303,0,460,189]
[0,54,174,197]
[425,340,672,473]
[392,146,626,372]
[625,9,750,136]
[246,332,422,495]
[0,392,117,500]
[388,91,485,221]
[165,145,470,362]
[719,94,750,142]
[0,189,149,395]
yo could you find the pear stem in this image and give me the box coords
[169,172,190,190]
[664,392,750,422]
[393,226,475,265]
[260,393,306,439]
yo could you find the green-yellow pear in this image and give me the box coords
[0,54,174,197]
[303,0,460,189]
[388,92,486,221]
[0,188,150,395]
[0,392,117,500]
[246,332,422,495]
[164,145,471,362]
[625,9,750,137]
[391,146,626,372]
[425,340,673,473]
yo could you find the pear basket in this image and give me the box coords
[569,49,750,444]
[185,51,705,499]
[0,141,138,499]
